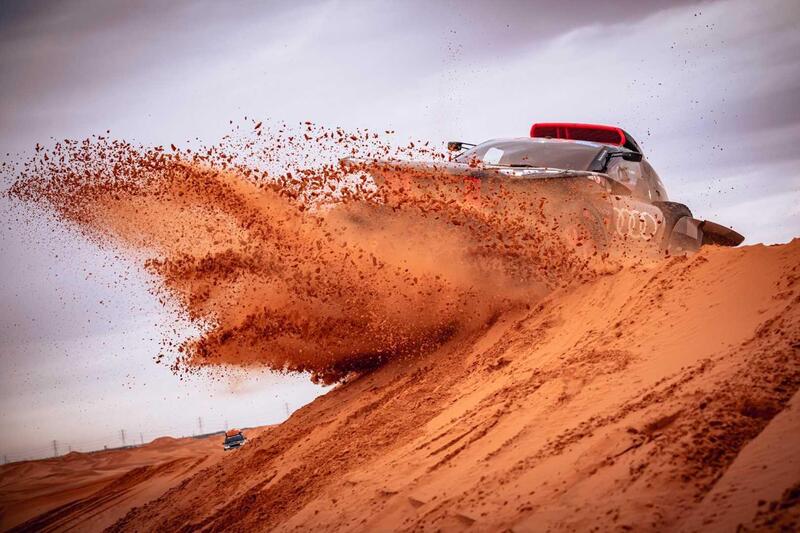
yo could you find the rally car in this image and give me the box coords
[352,123,743,254]
[222,429,246,451]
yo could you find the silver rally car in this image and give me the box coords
[359,122,744,254]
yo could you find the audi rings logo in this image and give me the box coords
[613,207,659,240]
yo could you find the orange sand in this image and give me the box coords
[2,241,797,531]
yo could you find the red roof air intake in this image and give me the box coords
[530,123,627,147]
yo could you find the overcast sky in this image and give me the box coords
[1,0,799,460]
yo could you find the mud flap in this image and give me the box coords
[668,216,704,254]
[668,217,745,253]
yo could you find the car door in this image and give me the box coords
[605,159,665,250]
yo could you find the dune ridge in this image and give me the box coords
[4,240,790,532]
[106,241,799,532]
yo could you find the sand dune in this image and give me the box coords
[4,240,794,531]
[0,434,228,531]
[101,240,797,532]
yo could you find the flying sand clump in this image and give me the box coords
[6,122,608,382]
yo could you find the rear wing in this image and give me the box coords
[531,123,643,153]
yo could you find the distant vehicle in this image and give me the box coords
[222,429,246,451]
[352,122,744,254]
